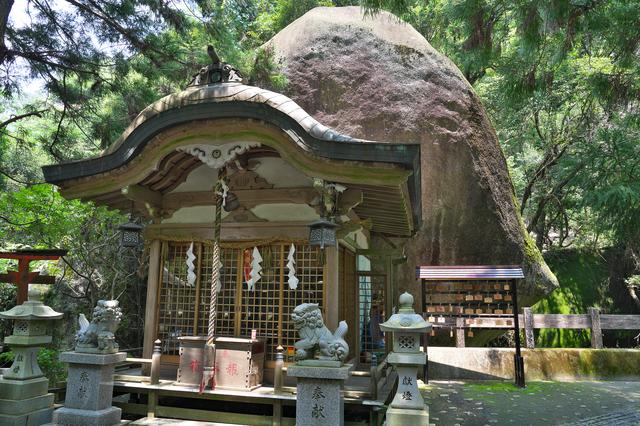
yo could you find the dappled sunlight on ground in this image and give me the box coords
[419,380,640,426]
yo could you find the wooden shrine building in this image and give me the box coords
[42,56,421,379]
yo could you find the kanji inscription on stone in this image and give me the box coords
[312,386,325,400]
[311,386,326,419]
[312,403,325,419]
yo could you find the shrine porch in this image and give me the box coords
[105,361,395,426]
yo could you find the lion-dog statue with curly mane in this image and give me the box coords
[291,303,349,366]
[76,300,123,354]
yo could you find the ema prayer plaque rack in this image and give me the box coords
[416,265,526,388]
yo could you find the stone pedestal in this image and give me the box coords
[287,364,353,426]
[0,375,55,426]
[385,356,429,426]
[0,288,63,426]
[52,352,126,426]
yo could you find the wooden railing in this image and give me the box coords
[522,307,640,349]
[118,339,162,418]
[442,308,640,348]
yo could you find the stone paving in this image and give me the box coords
[421,380,640,426]
[558,406,640,425]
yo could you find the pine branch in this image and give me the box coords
[5,49,102,76]
[0,109,46,129]
[0,168,44,185]
[63,0,192,68]
[0,213,41,226]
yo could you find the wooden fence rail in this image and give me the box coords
[435,308,640,348]
[522,307,640,349]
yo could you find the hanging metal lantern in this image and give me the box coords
[303,215,341,249]
[118,218,145,248]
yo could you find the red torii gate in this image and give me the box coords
[0,249,67,304]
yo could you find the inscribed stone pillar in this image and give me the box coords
[52,352,126,426]
[287,364,353,426]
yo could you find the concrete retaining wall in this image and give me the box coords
[427,347,640,381]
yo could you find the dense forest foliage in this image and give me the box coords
[0,0,638,350]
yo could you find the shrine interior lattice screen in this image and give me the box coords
[357,273,386,363]
[156,242,325,365]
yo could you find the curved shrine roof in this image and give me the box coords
[41,83,421,236]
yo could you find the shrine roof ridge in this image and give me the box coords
[42,83,420,185]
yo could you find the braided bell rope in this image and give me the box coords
[208,167,227,345]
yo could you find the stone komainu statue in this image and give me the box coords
[76,300,123,354]
[291,303,349,362]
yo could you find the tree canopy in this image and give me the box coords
[0,0,638,344]
[360,0,640,307]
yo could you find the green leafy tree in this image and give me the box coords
[0,0,202,166]
[362,0,640,309]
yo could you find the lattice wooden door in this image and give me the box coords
[156,242,325,366]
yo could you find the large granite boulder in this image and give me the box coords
[267,7,557,319]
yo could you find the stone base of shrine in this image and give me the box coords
[385,405,430,426]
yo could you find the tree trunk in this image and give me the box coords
[628,287,640,310]
[0,0,14,62]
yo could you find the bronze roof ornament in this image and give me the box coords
[188,45,247,87]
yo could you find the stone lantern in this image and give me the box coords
[0,288,63,425]
[379,292,432,426]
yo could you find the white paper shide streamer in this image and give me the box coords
[247,246,262,291]
[186,242,197,285]
[287,244,298,290]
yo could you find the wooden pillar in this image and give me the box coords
[386,256,394,313]
[390,256,398,313]
[385,256,393,359]
[142,239,163,369]
[588,307,603,349]
[325,245,339,332]
[17,259,30,304]
[455,317,465,348]
[523,307,535,349]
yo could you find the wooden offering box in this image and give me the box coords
[176,336,265,390]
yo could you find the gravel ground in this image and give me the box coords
[421,380,640,426]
